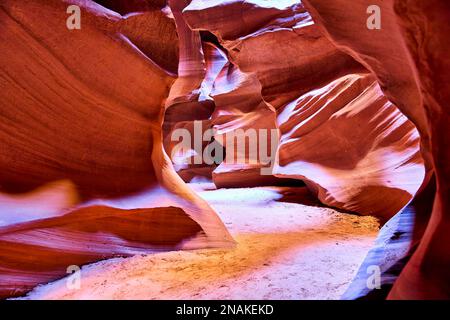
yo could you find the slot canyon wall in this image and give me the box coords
[301,0,450,299]
[0,0,448,299]
[0,0,233,299]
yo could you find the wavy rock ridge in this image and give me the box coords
[0,0,233,299]
[0,0,448,299]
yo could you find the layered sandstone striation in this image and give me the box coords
[303,0,449,299]
[176,0,425,220]
[0,0,233,299]
[0,0,447,300]
[274,73,424,221]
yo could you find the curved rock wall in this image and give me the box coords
[177,0,425,221]
[0,0,233,299]
[274,73,424,221]
[0,0,445,299]
[303,0,449,299]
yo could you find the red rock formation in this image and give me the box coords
[389,0,450,300]
[342,176,435,299]
[181,0,365,188]
[183,0,364,110]
[165,1,283,186]
[209,61,281,188]
[163,1,218,181]
[303,0,449,300]
[0,0,233,299]
[275,73,424,221]
[1,0,447,300]
[0,204,201,298]
[181,0,425,220]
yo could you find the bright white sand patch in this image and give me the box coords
[21,183,379,300]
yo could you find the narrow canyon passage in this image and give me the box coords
[0,0,448,301]
[20,184,379,300]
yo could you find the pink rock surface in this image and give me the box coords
[275,73,424,221]
[303,0,450,300]
[0,0,233,299]
[181,0,425,220]
[0,0,447,300]
[183,0,365,109]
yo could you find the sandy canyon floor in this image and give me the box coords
[21,183,379,300]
